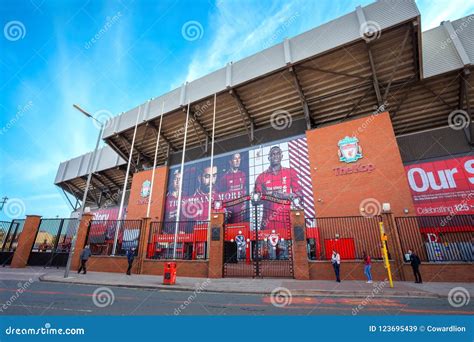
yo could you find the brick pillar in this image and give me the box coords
[71,213,93,271]
[208,212,225,278]
[136,217,151,274]
[381,213,405,281]
[11,215,42,268]
[290,209,310,280]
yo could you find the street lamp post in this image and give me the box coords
[64,104,104,278]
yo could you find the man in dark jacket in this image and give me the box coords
[78,245,91,274]
[126,247,135,275]
[408,249,422,283]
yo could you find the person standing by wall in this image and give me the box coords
[126,247,135,275]
[331,250,341,282]
[408,249,422,283]
[77,245,91,274]
[363,251,373,283]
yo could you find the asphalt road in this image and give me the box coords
[0,278,472,316]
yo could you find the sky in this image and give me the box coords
[1,0,473,220]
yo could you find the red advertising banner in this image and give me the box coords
[405,155,474,216]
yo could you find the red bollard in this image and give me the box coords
[163,262,177,285]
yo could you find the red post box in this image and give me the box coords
[163,262,177,285]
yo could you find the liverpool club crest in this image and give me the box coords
[338,136,363,163]
[141,180,151,198]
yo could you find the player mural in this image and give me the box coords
[163,136,315,225]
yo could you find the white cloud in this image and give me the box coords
[416,0,474,30]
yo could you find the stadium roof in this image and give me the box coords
[55,0,473,208]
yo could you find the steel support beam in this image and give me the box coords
[391,81,415,119]
[342,86,373,121]
[421,83,456,111]
[107,138,134,166]
[61,188,76,210]
[118,133,153,166]
[382,28,411,103]
[289,67,314,130]
[366,46,383,106]
[229,89,255,142]
[147,121,176,152]
[96,171,121,190]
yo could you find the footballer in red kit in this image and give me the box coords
[219,153,246,192]
[254,146,302,230]
[219,153,247,222]
[165,169,181,223]
[182,165,218,222]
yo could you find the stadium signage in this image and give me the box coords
[333,163,375,176]
[338,136,362,163]
[334,136,375,176]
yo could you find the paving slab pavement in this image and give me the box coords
[31,268,474,299]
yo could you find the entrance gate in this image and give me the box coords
[1,220,24,266]
[27,218,78,267]
[223,195,294,278]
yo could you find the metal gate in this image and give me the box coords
[223,194,294,278]
[27,218,78,267]
[1,220,24,266]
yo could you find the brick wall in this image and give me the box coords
[309,260,401,281]
[141,260,209,278]
[306,112,415,217]
[126,166,169,221]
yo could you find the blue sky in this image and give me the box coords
[1,0,473,220]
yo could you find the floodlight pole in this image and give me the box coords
[64,105,104,278]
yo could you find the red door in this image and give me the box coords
[324,238,356,259]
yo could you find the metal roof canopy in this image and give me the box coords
[104,0,422,169]
[55,2,474,206]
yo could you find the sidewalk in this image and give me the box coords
[36,268,474,299]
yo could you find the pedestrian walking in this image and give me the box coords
[363,251,373,283]
[331,250,341,282]
[126,247,135,275]
[407,249,422,283]
[77,245,91,274]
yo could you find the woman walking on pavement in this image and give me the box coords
[363,251,373,283]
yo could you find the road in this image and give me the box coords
[0,270,472,316]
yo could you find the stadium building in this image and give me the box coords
[50,0,473,281]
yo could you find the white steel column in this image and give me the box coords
[146,101,165,218]
[206,94,217,259]
[112,106,141,255]
[173,102,190,259]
